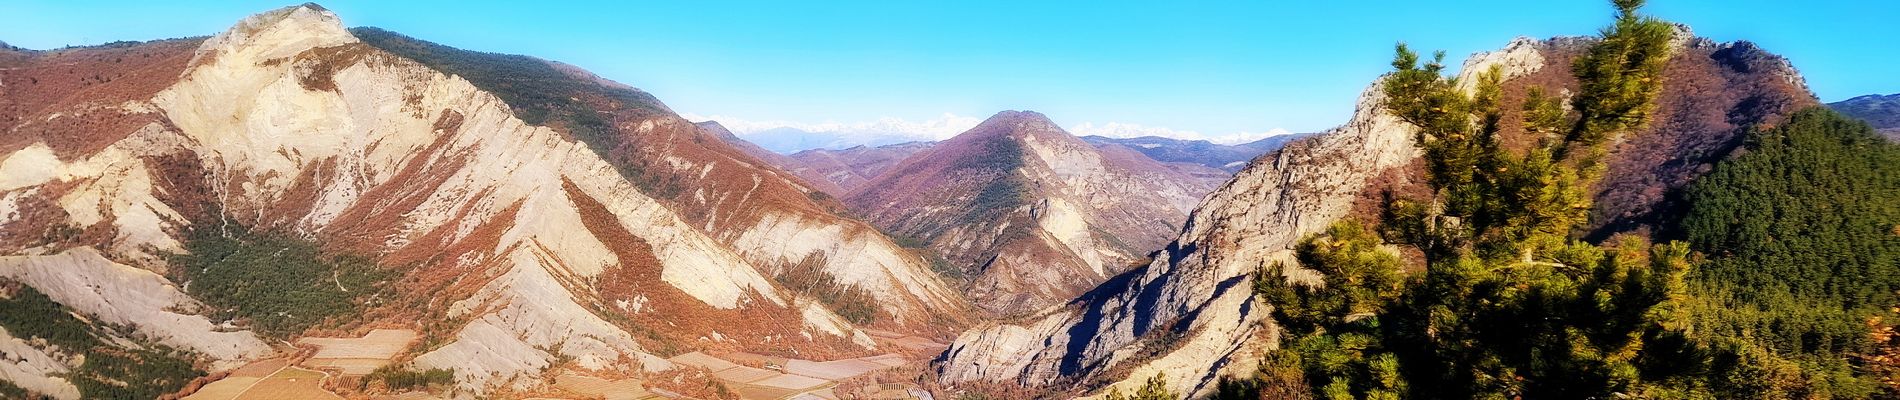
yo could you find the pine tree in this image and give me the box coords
[1247,0,1691,398]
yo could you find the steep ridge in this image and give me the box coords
[789,141,935,194]
[349,28,969,331]
[0,4,961,395]
[163,12,846,388]
[846,111,1215,316]
[934,32,1816,398]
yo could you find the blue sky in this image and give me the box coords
[2,1,1894,144]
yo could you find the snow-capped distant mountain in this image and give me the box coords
[1080,133,1311,173]
[682,113,979,153]
[736,126,938,154]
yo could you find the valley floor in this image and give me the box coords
[177,329,946,400]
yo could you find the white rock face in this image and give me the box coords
[1035,197,1105,275]
[1021,131,1204,217]
[0,122,196,266]
[728,212,965,321]
[142,5,861,390]
[1456,37,1546,94]
[935,41,1548,398]
[189,3,358,67]
[0,248,272,366]
[0,326,80,400]
[0,144,59,191]
[0,4,884,394]
[1015,130,1204,277]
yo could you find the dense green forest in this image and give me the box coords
[363,365,456,391]
[1218,0,1900,398]
[773,253,882,324]
[0,281,205,399]
[1679,107,1900,396]
[168,226,393,338]
[70,346,203,400]
[0,280,100,352]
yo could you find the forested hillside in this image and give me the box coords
[1680,107,1900,397]
[1220,1,1900,398]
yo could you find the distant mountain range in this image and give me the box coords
[1829,93,1900,140]
[696,120,851,195]
[705,118,1310,165]
[710,128,1304,195]
[1080,133,1310,172]
[728,126,936,154]
[787,142,934,194]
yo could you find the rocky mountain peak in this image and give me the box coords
[1456,36,1545,93]
[960,110,1065,141]
[696,119,733,134]
[1707,40,1811,92]
[695,120,741,141]
[982,109,1051,123]
[844,109,1216,316]
[192,2,355,64]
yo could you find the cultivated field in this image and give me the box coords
[185,362,343,400]
[185,329,423,400]
[551,373,659,400]
[299,329,418,375]
[183,327,941,400]
[666,349,922,400]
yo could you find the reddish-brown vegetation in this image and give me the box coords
[1,39,201,158]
